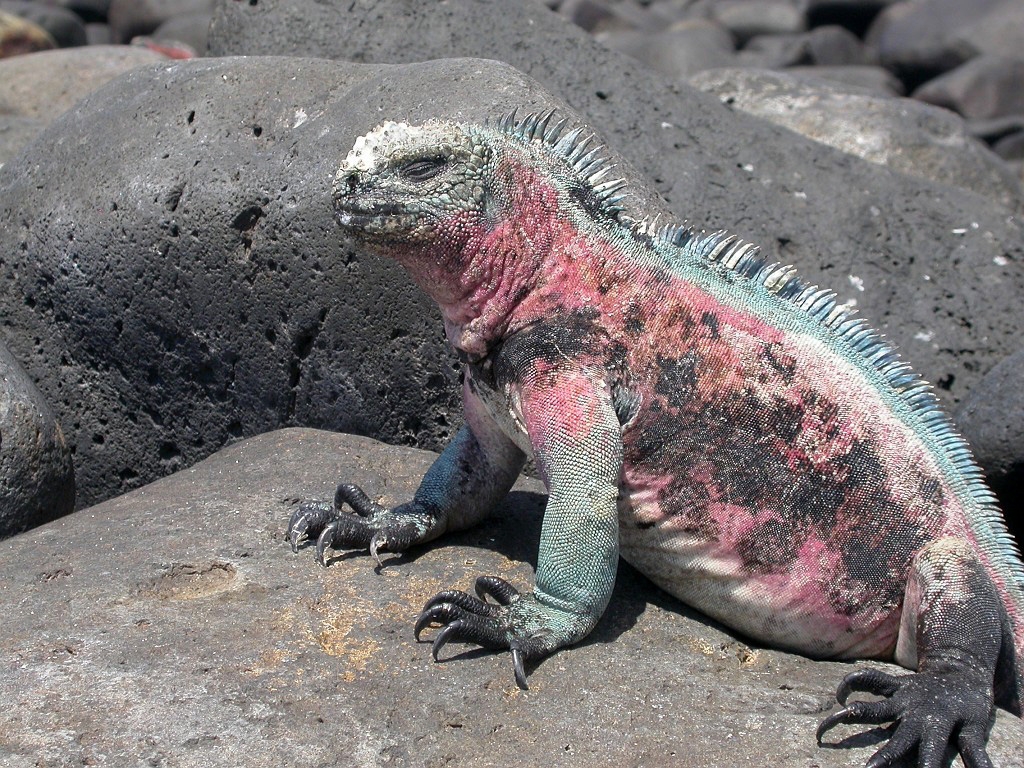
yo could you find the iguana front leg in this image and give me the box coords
[817,537,1010,768]
[416,365,623,688]
[288,377,526,565]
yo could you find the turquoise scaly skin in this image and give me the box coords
[286,111,1024,767]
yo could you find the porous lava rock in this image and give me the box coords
[956,347,1024,539]
[0,428,1020,766]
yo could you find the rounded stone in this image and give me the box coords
[0,0,87,47]
[956,347,1024,496]
[690,66,1024,213]
[0,45,167,124]
[0,339,74,538]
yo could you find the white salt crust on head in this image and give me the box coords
[342,121,426,172]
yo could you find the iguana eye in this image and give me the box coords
[400,156,447,182]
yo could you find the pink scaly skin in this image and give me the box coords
[287,114,1024,768]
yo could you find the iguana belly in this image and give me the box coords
[618,511,902,659]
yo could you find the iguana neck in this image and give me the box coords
[404,159,566,361]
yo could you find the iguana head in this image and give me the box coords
[332,119,492,248]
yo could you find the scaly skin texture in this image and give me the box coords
[287,112,1024,767]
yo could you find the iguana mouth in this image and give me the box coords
[334,202,415,232]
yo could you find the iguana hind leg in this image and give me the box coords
[817,537,1006,768]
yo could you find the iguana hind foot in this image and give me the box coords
[817,664,995,768]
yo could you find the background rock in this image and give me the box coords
[913,55,1024,122]
[0,44,166,123]
[0,428,1020,766]
[689,66,1023,211]
[0,7,53,56]
[956,348,1024,510]
[106,0,212,44]
[0,0,86,47]
[0,338,74,538]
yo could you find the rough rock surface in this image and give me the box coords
[0,338,74,538]
[1,428,1021,766]
[689,66,1024,211]
[0,44,166,124]
[0,113,43,169]
[956,348,1024,505]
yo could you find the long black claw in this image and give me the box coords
[431,621,463,661]
[475,575,521,606]
[287,500,334,552]
[421,589,499,617]
[816,698,900,744]
[369,531,387,568]
[836,668,900,704]
[315,521,340,567]
[511,648,528,690]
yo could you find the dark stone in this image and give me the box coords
[598,20,737,80]
[913,55,1024,122]
[151,10,211,54]
[741,25,869,68]
[865,0,1008,86]
[84,21,112,45]
[0,0,86,47]
[0,428,1019,764]
[956,347,1024,543]
[706,0,806,44]
[0,338,74,538]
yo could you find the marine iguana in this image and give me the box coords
[287,110,1024,767]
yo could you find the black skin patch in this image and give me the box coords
[760,342,797,383]
[653,353,699,411]
[700,311,720,339]
[567,181,611,223]
[737,517,802,572]
[494,307,604,381]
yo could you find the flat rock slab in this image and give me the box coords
[1,428,1022,767]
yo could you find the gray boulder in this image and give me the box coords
[0,428,1020,765]
[956,347,1024,502]
[0,338,73,538]
[0,113,43,170]
[865,0,1014,80]
[913,55,1024,122]
[689,66,1024,212]
[598,20,737,80]
[0,45,167,125]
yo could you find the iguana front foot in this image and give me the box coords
[287,483,438,567]
[415,575,587,690]
[816,664,995,768]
